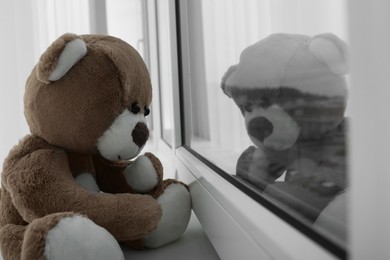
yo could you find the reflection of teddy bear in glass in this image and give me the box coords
[221,33,348,223]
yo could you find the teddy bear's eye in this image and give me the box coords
[144,107,150,116]
[259,97,271,108]
[130,103,141,114]
[294,108,304,116]
[244,104,252,112]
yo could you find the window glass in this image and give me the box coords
[156,0,175,146]
[181,0,348,251]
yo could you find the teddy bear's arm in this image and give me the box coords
[236,146,287,190]
[74,173,101,192]
[2,135,162,241]
[93,152,164,194]
[67,152,101,192]
[123,152,163,193]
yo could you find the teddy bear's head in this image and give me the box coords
[222,33,348,151]
[24,33,152,160]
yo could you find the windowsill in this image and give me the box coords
[175,146,340,260]
[122,212,220,260]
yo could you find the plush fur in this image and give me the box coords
[222,33,348,222]
[0,33,191,259]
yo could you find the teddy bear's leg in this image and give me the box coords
[0,224,25,260]
[1,212,125,260]
[143,180,191,248]
[124,152,163,193]
[236,146,288,191]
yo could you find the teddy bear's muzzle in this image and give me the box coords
[132,122,149,148]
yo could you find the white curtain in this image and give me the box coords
[0,0,92,171]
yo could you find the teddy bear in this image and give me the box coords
[221,33,348,222]
[0,33,191,260]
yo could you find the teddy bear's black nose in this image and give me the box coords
[132,122,149,148]
[248,116,273,143]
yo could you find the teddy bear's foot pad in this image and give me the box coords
[44,215,124,260]
[145,183,191,248]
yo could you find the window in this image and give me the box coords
[156,0,176,147]
[177,0,348,258]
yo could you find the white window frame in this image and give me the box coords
[348,1,390,259]
[88,0,107,34]
[142,0,182,179]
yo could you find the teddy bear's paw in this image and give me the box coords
[44,215,124,260]
[124,153,163,193]
[144,183,191,248]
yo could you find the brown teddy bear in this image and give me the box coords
[0,33,191,260]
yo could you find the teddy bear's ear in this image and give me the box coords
[221,65,238,97]
[308,33,348,75]
[37,33,87,83]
